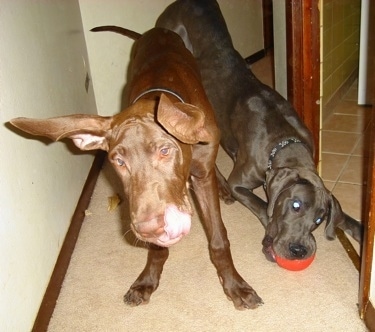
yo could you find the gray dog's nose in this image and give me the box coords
[289,243,308,258]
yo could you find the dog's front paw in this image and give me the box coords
[217,185,236,205]
[124,284,155,306]
[215,166,236,204]
[221,193,236,205]
[221,277,263,310]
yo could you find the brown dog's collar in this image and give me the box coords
[267,138,303,170]
[131,88,185,104]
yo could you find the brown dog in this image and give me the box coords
[10,27,262,309]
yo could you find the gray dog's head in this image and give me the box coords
[262,167,344,262]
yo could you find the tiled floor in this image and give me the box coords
[321,82,372,225]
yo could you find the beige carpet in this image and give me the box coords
[48,145,367,331]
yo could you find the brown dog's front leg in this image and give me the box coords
[124,244,169,306]
[191,171,263,310]
[209,240,263,310]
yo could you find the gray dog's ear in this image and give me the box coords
[325,194,363,242]
[324,193,342,240]
[296,168,324,188]
[265,168,299,217]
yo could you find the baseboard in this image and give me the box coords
[32,150,106,332]
[245,49,266,65]
[364,300,375,332]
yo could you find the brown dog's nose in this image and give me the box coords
[289,243,307,258]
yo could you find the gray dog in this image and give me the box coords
[156,0,362,264]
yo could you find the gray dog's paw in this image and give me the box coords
[222,195,236,205]
[217,186,236,205]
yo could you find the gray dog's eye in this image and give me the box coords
[292,201,301,212]
[315,217,323,225]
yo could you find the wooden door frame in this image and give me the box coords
[358,0,375,328]
[285,0,374,329]
[285,0,320,165]
[359,106,375,329]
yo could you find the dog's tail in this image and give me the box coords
[90,25,141,40]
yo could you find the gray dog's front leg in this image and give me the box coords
[216,165,269,227]
[215,165,236,204]
[230,185,269,228]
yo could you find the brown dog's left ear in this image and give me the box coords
[156,93,213,144]
[324,194,363,243]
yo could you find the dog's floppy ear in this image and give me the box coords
[10,115,112,151]
[324,193,343,240]
[265,168,299,217]
[296,168,325,188]
[156,93,213,144]
[324,194,363,243]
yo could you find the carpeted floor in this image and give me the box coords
[47,56,367,331]
[48,150,366,331]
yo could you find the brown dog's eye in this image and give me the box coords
[292,201,301,212]
[116,158,125,167]
[160,147,170,156]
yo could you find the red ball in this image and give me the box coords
[275,254,315,271]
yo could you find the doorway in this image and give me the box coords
[281,0,374,329]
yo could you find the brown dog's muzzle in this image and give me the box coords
[131,205,191,247]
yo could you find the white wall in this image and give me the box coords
[219,0,263,58]
[79,0,174,116]
[0,1,97,330]
[272,0,287,99]
[79,0,263,116]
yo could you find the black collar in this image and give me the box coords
[131,88,185,104]
[267,138,303,170]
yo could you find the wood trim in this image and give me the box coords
[285,0,320,165]
[359,0,375,325]
[364,300,375,331]
[32,151,106,332]
[245,49,266,65]
[359,102,375,326]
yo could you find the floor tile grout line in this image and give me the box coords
[321,129,361,133]
[331,155,351,192]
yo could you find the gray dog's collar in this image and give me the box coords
[267,138,303,170]
[131,88,185,104]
